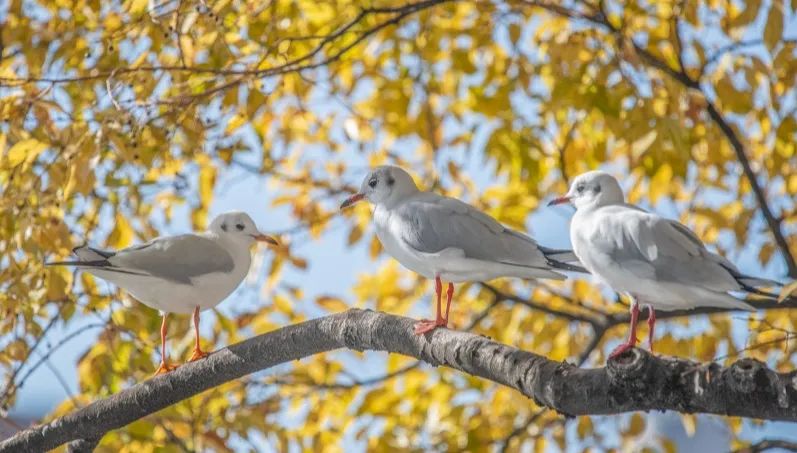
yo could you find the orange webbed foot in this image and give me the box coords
[153,361,179,376]
[188,348,210,362]
[413,318,447,335]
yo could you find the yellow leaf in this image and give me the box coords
[199,164,216,209]
[763,3,783,53]
[730,1,760,29]
[631,130,657,158]
[108,212,134,248]
[6,339,27,361]
[369,234,382,259]
[347,226,363,245]
[316,296,348,312]
[226,114,247,134]
[273,295,292,314]
[508,23,522,44]
[3,138,47,169]
[681,413,697,436]
[46,267,69,300]
[64,156,96,199]
[127,0,149,14]
[778,281,797,302]
[577,416,593,438]
[648,163,672,204]
[758,243,775,266]
[290,256,307,269]
[627,413,645,435]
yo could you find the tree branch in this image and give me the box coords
[733,439,797,453]
[2,309,796,452]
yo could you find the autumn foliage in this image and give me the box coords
[1,0,796,451]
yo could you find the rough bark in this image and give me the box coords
[1,309,796,452]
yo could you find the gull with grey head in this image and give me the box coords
[48,211,278,374]
[342,165,583,334]
[549,171,780,359]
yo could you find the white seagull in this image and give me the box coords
[48,211,278,374]
[341,165,583,334]
[549,171,780,358]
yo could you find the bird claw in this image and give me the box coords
[413,318,447,335]
[153,361,179,376]
[608,342,636,360]
[188,348,210,362]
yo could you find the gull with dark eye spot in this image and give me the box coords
[549,170,783,360]
[341,165,584,335]
[47,211,278,375]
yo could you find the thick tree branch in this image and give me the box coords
[2,309,796,452]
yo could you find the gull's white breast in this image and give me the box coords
[374,205,437,279]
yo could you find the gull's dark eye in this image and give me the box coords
[368,178,378,188]
[576,184,585,193]
[235,223,245,231]
[221,223,228,232]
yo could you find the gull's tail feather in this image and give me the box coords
[73,245,116,261]
[46,259,148,276]
[46,246,147,277]
[539,247,588,274]
[717,262,783,299]
[46,245,115,266]
[46,259,109,267]
[737,275,782,289]
[703,292,756,311]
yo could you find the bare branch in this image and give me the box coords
[733,439,797,453]
[2,309,796,452]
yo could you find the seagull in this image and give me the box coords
[47,211,278,374]
[341,165,583,334]
[549,170,780,359]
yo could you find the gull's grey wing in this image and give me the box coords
[592,206,739,291]
[108,234,235,284]
[395,194,551,268]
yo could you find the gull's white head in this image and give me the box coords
[548,171,624,210]
[209,211,278,246]
[340,165,419,209]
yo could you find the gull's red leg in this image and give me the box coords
[443,283,454,326]
[609,297,640,359]
[414,276,445,335]
[435,276,443,321]
[646,305,656,353]
[188,306,210,362]
[153,314,178,375]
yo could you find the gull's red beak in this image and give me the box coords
[547,196,571,207]
[252,233,279,246]
[340,193,365,210]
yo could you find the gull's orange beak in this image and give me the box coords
[340,193,365,210]
[547,196,571,207]
[252,233,279,246]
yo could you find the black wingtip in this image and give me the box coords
[546,258,589,274]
